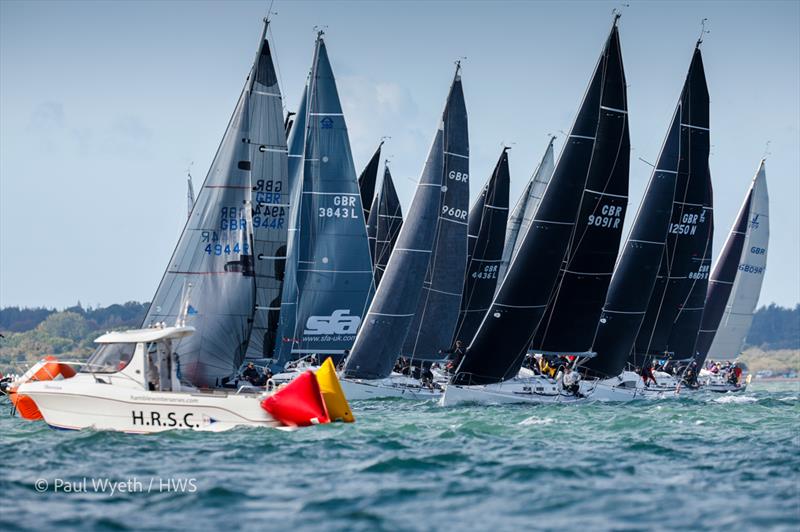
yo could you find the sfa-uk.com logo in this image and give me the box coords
[34,477,197,495]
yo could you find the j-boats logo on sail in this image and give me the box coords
[304,309,361,337]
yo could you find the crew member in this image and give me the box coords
[242,362,260,386]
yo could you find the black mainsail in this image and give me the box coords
[453,20,627,386]
[358,142,384,221]
[344,68,464,380]
[531,44,630,355]
[454,148,511,345]
[367,165,403,287]
[630,45,712,368]
[401,66,469,362]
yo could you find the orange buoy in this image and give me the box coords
[10,392,43,420]
[260,371,330,427]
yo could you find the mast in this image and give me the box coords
[344,67,464,380]
[401,63,469,362]
[453,18,626,386]
[454,147,511,345]
[696,160,768,365]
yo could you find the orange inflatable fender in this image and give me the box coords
[260,371,330,427]
[10,392,43,420]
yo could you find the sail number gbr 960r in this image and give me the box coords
[318,194,358,219]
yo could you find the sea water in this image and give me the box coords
[1,381,798,531]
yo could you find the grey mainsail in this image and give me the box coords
[244,25,290,360]
[344,69,463,380]
[454,148,511,344]
[495,137,555,291]
[696,160,768,363]
[368,165,403,287]
[277,34,374,363]
[401,66,469,361]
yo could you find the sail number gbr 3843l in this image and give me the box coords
[318,194,358,218]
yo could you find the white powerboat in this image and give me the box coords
[14,326,285,433]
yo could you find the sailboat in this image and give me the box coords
[272,33,374,369]
[367,164,404,287]
[342,65,467,399]
[495,137,556,290]
[359,141,384,221]
[444,16,628,406]
[454,148,511,345]
[143,19,289,387]
[583,40,713,400]
[693,159,768,390]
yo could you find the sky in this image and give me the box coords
[1,0,798,310]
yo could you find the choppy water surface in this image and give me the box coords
[1,382,798,531]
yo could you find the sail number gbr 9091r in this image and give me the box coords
[318,195,358,219]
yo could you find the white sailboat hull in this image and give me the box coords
[441,375,586,406]
[340,375,443,400]
[588,371,681,401]
[17,375,278,433]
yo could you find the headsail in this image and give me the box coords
[496,137,555,290]
[358,142,384,221]
[631,45,712,367]
[244,23,290,361]
[368,165,403,287]
[454,148,511,345]
[144,89,255,386]
[401,66,469,362]
[695,160,769,364]
[343,69,462,380]
[277,34,373,364]
[530,42,630,355]
[453,19,626,386]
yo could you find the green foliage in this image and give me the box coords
[0,301,148,374]
[745,304,800,350]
